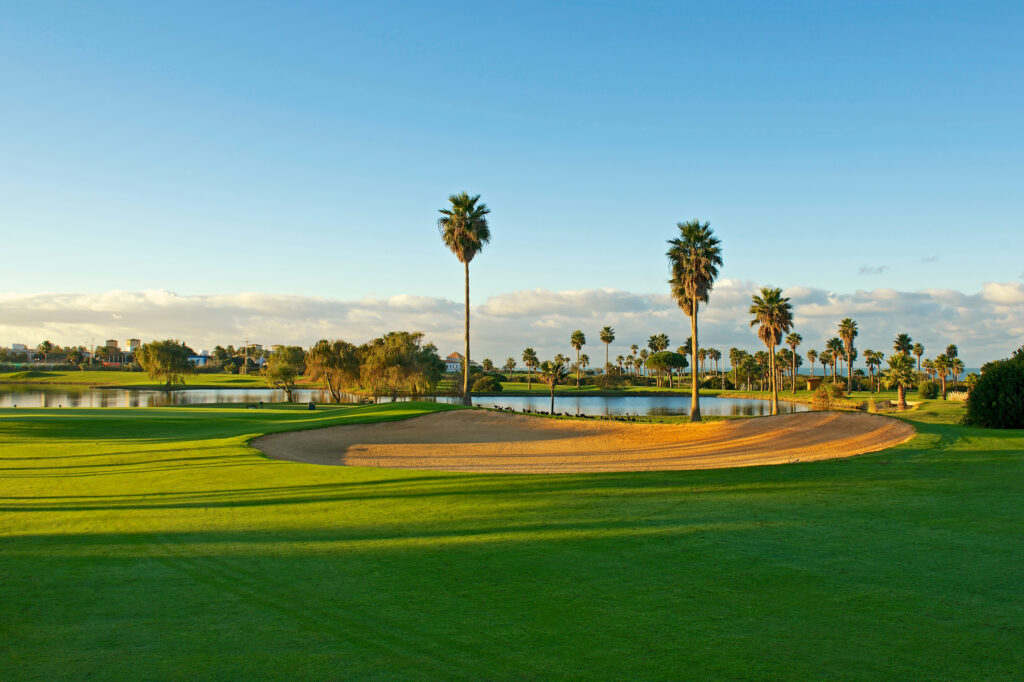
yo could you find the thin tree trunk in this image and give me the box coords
[847,352,853,393]
[462,261,472,406]
[769,345,778,415]
[690,303,701,422]
[576,349,581,388]
[550,385,555,413]
[791,353,796,393]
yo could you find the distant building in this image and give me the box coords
[127,339,141,351]
[12,343,28,351]
[445,353,464,373]
[105,339,120,351]
[189,355,211,368]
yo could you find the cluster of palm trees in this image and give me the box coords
[438,194,966,414]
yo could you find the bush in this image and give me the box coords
[965,348,1024,428]
[471,376,503,393]
[592,373,626,390]
[917,380,940,400]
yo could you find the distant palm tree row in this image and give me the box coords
[439,194,964,413]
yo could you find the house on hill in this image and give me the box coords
[445,353,464,373]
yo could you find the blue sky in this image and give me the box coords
[2,2,1022,364]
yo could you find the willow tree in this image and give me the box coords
[667,220,723,422]
[438,192,491,405]
[599,326,616,373]
[306,339,360,403]
[838,318,859,392]
[749,288,793,415]
[136,340,195,389]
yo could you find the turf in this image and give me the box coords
[1,401,1022,679]
[0,370,277,390]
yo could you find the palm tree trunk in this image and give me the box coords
[791,354,796,393]
[847,352,853,393]
[462,261,472,406]
[576,350,581,388]
[897,383,907,410]
[605,344,609,374]
[690,303,701,422]
[550,384,555,413]
[769,345,778,415]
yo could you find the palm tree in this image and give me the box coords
[580,353,590,378]
[945,344,958,360]
[633,356,643,377]
[615,355,624,373]
[710,348,722,387]
[638,349,649,378]
[438,192,491,405]
[522,347,539,390]
[883,353,917,410]
[729,347,743,389]
[826,337,844,382]
[569,330,586,387]
[37,340,54,364]
[504,357,516,379]
[667,219,723,422]
[922,357,935,380]
[912,343,924,372]
[785,333,802,393]
[806,349,818,378]
[932,354,950,397]
[951,357,965,387]
[540,355,568,413]
[749,287,794,415]
[599,326,615,373]
[838,318,858,392]
[893,333,913,356]
[481,358,494,373]
[864,350,882,393]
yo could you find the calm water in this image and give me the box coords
[0,386,807,416]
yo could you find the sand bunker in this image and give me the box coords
[253,409,915,474]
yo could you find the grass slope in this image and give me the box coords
[0,370,276,390]
[1,401,1022,679]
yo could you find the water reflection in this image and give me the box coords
[0,386,807,416]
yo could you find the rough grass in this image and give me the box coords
[1,400,1022,679]
[0,370,278,390]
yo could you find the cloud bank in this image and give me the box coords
[2,280,1022,367]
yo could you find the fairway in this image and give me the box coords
[254,409,914,473]
[2,402,1022,679]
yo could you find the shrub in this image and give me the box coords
[945,390,969,402]
[917,380,940,400]
[471,376,503,393]
[965,348,1024,428]
[593,373,626,390]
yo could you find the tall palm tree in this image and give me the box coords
[615,355,624,373]
[729,347,743,389]
[749,287,793,415]
[540,355,568,414]
[667,219,723,422]
[599,326,615,373]
[912,343,924,372]
[806,349,818,378]
[883,353,917,410]
[710,348,722,387]
[945,344,958,360]
[950,357,964,386]
[37,340,54,364]
[893,333,913,356]
[522,347,539,391]
[826,338,844,382]
[570,330,586,388]
[504,357,516,379]
[638,349,649,377]
[838,318,858,392]
[864,350,880,393]
[785,332,802,393]
[438,192,491,405]
[932,354,950,396]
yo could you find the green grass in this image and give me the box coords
[0,370,275,390]
[2,400,1022,679]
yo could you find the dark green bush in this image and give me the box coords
[917,380,940,400]
[964,348,1024,428]
[471,375,503,393]
[592,373,626,390]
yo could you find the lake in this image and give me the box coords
[0,386,808,416]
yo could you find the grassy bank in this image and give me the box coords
[0,370,278,390]
[2,401,1022,678]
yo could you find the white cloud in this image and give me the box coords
[1,281,1022,367]
[857,265,888,275]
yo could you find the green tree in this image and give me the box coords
[360,332,445,399]
[540,355,569,413]
[912,342,925,372]
[599,326,616,373]
[883,353,917,410]
[503,357,516,379]
[667,219,723,422]
[65,347,85,369]
[838,318,858,392]
[438,191,491,405]
[785,332,802,393]
[806,349,818,378]
[522,347,539,390]
[136,340,195,389]
[645,351,688,389]
[893,333,913,356]
[826,337,844,383]
[933,354,951,397]
[729,347,743,388]
[570,330,586,387]
[481,358,495,373]
[749,287,793,415]
[37,340,54,364]
[264,345,305,401]
[305,339,360,403]
[946,344,958,360]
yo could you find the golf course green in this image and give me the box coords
[1,401,1021,678]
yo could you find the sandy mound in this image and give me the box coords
[252,409,915,474]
